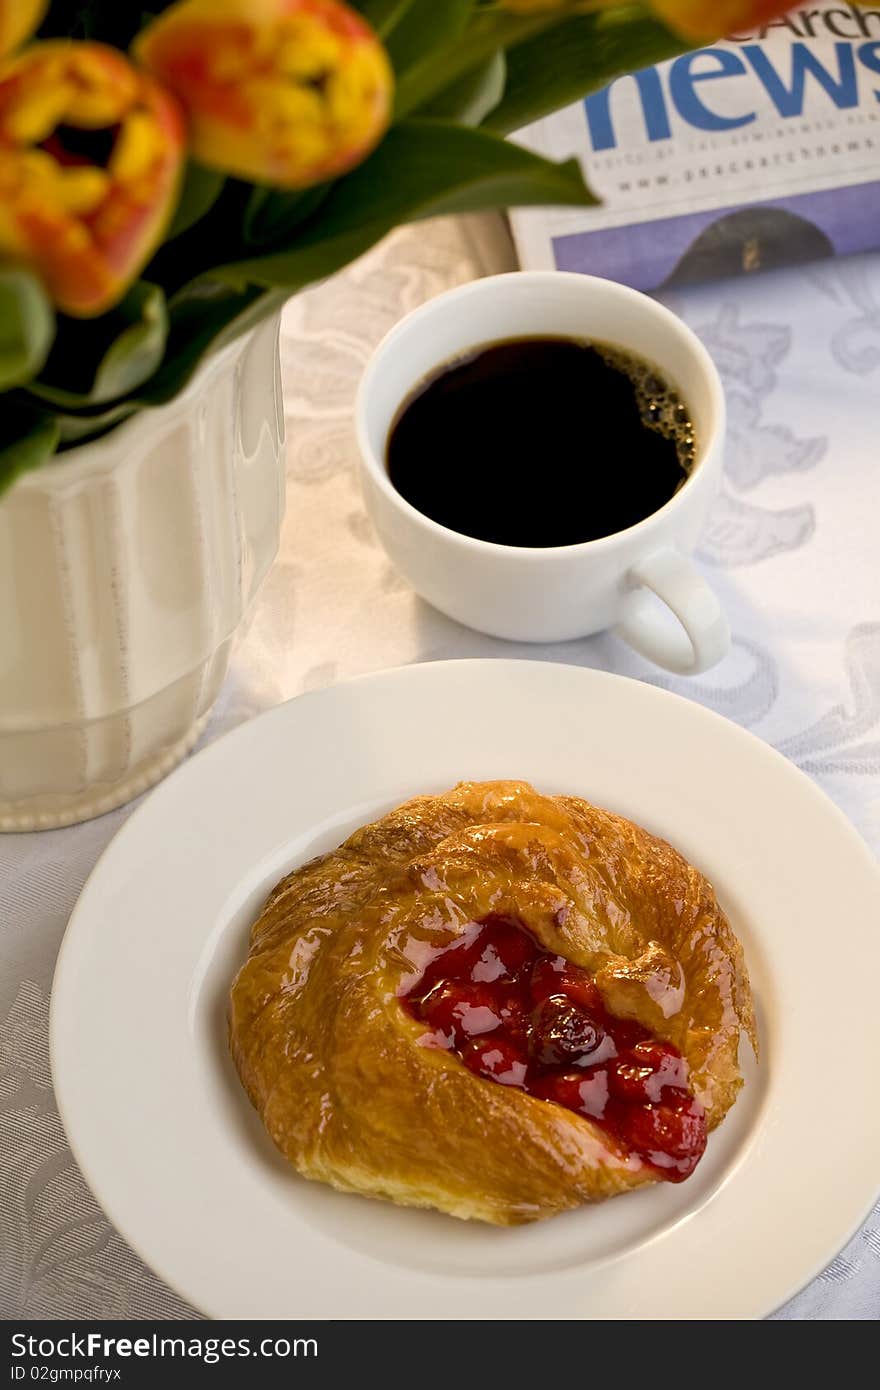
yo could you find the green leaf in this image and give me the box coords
[351,0,416,35]
[421,52,506,126]
[53,401,137,447]
[139,282,287,406]
[40,284,286,449]
[483,12,688,136]
[0,269,55,390]
[0,405,59,496]
[28,283,168,408]
[242,182,333,248]
[386,0,473,74]
[211,119,595,291]
[395,10,550,117]
[166,162,226,240]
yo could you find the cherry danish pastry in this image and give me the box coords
[229,781,755,1224]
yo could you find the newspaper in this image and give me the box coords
[509,3,880,289]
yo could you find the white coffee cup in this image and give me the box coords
[355,271,728,674]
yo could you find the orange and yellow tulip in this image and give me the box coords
[500,1,802,40]
[0,42,185,317]
[135,0,393,190]
[0,0,46,59]
[649,1,798,38]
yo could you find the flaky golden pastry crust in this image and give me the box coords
[229,781,756,1225]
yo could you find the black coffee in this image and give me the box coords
[386,337,696,547]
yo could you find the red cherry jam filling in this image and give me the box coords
[400,914,706,1182]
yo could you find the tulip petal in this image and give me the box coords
[497,0,802,38]
[0,0,47,59]
[650,2,798,39]
[135,0,393,189]
[0,41,185,316]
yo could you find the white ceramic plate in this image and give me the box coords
[51,660,880,1320]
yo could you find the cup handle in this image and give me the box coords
[614,547,730,675]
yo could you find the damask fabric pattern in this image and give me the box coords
[1,214,878,1321]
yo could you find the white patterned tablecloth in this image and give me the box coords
[1,213,878,1321]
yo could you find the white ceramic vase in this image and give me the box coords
[0,313,285,832]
